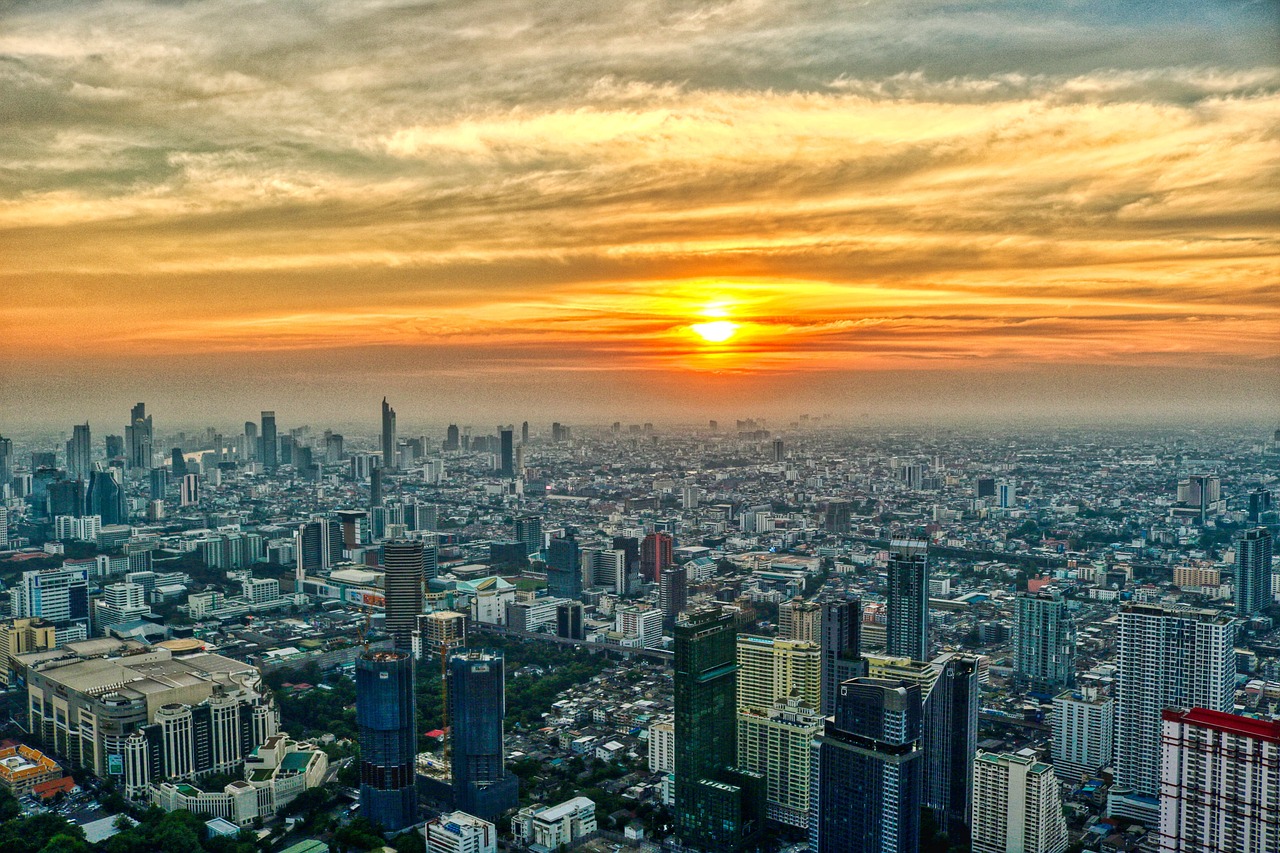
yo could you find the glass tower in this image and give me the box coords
[357,650,416,832]
[448,649,518,822]
[886,539,929,661]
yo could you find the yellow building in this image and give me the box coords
[0,618,57,686]
[0,743,61,796]
[735,635,820,712]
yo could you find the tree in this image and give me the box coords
[37,835,89,853]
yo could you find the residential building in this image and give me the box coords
[649,720,675,774]
[886,539,929,661]
[972,751,1067,853]
[511,797,597,849]
[1013,589,1075,691]
[819,596,865,716]
[1051,689,1113,784]
[1235,527,1273,618]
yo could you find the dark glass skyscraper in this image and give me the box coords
[126,402,152,471]
[1236,527,1273,619]
[383,540,425,650]
[513,515,541,556]
[924,653,980,838]
[87,469,125,525]
[547,533,581,600]
[498,428,513,477]
[448,649,518,822]
[820,596,866,716]
[811,678,923,853]
[66,423,91,480]
[260,411,278,471]
[381,397,396,470]
[674,608,765,851]
[357,650,417,832]
[659,566,688,621]
[886,539,929,661]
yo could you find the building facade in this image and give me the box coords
[886,539,929,661]
[357,650,417,832]
[1013,589,1075,691]
[972,751,1067,853]
[448,649,518,822]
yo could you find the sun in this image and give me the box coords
[691,320,737,343]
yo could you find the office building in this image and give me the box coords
[546,534,581,601]
[94,582,150,634]
[126,403,152,470]
[674,608,765,851]
[381,398,397,470]
[412,610,467,661]
[555,600,584,640]
[1235,527,1273,619]
[587,548,628,595]
[513,515,541,556]
[10,565,90,633]
[642,531,674,582]
[1013,589,1075,691]
[659,566,687,621]
[180,472,200,507]
[383,540,425,650]
[87,468,125,525]
[923,652,980,835]
[972,751,1067,853]
[425,812,497,853]
[886,539,929,661]
[444,424,460,452]
[260,411,277,470]
[448,649,518,822]
[1051,689,1113,783]
[294,516,343,582]
[512,798,597,850]
[811,678,923,853]
[148,467,168,502]
[498,428,513,477]
[1115,605,1236,819]
[820,597,865,716]
[66,423,91,479]
[0,619,57,686]
[1157,707,1280,853]
[357,650,416,832]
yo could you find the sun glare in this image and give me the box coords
[692,320,737,343]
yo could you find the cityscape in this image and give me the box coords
[2,2,1278,853]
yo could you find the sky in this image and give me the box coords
[2,0,1278,430]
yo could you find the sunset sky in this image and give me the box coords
[2,0,1277,428]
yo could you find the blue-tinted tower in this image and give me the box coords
[448,649,518,822]
[546,532,582,600]
[357,650,417,832]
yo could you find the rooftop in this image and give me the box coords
[1163,707,1280,743]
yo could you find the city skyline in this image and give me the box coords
[2,1,1277,427]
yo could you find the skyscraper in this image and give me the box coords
[972,751,1067,853]
[260,411,277,470]
[444,424,460,452]
[811,678,923,853]
[520,421,529,444]
[243,420,258,461]
[1235,527,1273,619]
[513,515,541,556]
[370,466,384,508]
[1115,604,1237,820]
[382,540,425,651]
[357,650,417,832]
[886,539,929,661]
[779,597,821,642]
[674,608,765,850]
[1013,588,1075,691]
[295,516,343,583]
[546,533,581,600]
[820,597,866,716]
[498,428,513,477]
[86,468,124,525]
[641,531,674,582]
[126,403,152,471]
[179,472,200,507]
[924,652,980,836]
[103,434,124,461]
[659,566,688,621]
[149,467,168,502]
[1051,688,1113,784]
[170,447,187,477]
[448,649,519,822]
[66,423,91,480]
[381,398,397,470]
[1157,708,1280,853]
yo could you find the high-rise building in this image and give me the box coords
[1115,604,1237,817]
[126,402,152,470]
[381,398,397,471]
[370,466,384,508]
[520,421,529,445]
[923,652,980,836]
[513,515,542,556]
[555,600,584,640]
[148,467,168,502]
[357,650,416,832]
[1013,589,1075,691]
[66,423,91,480]
[448,649,519,822]
[1235,527,1273,619]
[0,506,8,550]
[382,540,425,651]
[243,421,258,462]
[972,751,1067,853]
[86,468,125,525]
[170,447,187,477]
[47,478,86,518]
[179,472,200,507]
[103,434,124,461]
[811,678,923,853]
[445,424,460,452]
[295,516,343,583]
[820,597,865,716]
[886,539,929,661]
[1157,707,1280,853]
[11,565,90,631]
[1051,689,1113,784]
[546,533,581,600]
[498,428,513,477]
[674,608,765,850]
[779,597,821,642]
[260,411,277,471]
[659,566,687,621]
[735,636,821,828]
[94,582,150,634]
[641,531,673,582]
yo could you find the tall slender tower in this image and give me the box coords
[547,533,581,601]
[381,398,397,471]
[811,678,923,853]
[357,650,416,832]
[1235,527,1273,619]
[820,597,865,716]
[886,539,929,661]
[126,403,152,471]
[1115,604,1236,821]
[448,649,518,822]
[498,428,514,477]
[1013,588,1075,691]
[66,423,91,480]
[382,540,425,651]
[260,411,277,470]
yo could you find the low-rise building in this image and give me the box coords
[424,811,497,853]
[0,743,61,796]
[511,796,597,849]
